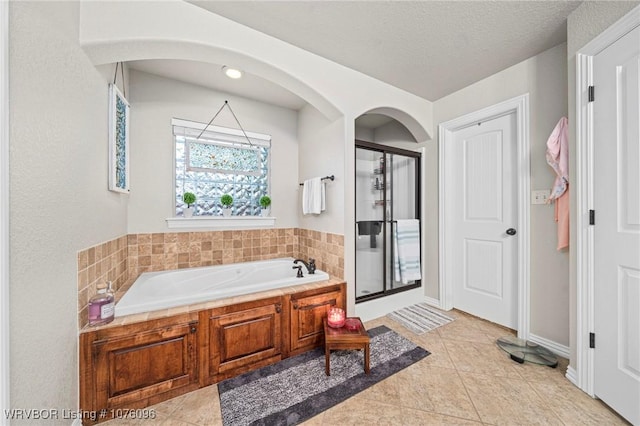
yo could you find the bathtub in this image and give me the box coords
[115,258,330,317]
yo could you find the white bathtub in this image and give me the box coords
[115,258,329,317]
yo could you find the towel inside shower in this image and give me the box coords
[393,219,422,284]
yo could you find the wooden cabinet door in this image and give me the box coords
[91,320,199,411]
[205,297,282,383]
[289,284,345,354]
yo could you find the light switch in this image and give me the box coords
[531,190,550,205]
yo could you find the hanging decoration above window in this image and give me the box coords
[183,99,261,175]
[196,100,254,146]
[186,140,261,175]
[108,62,130,193]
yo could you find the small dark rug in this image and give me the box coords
[218,325,429,426]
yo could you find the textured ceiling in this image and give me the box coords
[190,0,581,101]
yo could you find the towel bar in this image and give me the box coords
[299,175,334,186]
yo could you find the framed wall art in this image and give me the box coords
[108,83,130,193]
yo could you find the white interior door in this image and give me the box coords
[450,113,518,329]
[593,25,640,425]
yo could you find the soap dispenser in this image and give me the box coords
[88,281,115,326]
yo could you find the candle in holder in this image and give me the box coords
[327,307,346,328]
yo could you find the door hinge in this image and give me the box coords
[588,86,595,102]
[589,332,596,348]
[589,209,595,225]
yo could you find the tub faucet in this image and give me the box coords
[293,258,316,274]
[292,265,304,278]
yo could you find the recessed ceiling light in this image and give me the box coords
[222,66,243,79]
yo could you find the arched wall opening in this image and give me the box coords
[355,107,430,144]
[82,39,343,122]
[79,34,353,235]
[348,107,431,321]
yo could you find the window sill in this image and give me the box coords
[166,216,276,229]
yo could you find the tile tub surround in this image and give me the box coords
[77,235,129,329]
[78,228,344,328]
[127,228,299,278]
[298,229,344,279]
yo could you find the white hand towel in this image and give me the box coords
[321,181,326,212]
[302,177,322,215]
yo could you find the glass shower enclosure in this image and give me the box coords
[355,141,421,302]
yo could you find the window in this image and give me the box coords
[172,119,271,217]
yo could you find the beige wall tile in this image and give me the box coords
[138,234,151,244]
[78,228,343,327]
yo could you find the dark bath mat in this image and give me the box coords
[218,325,430,426]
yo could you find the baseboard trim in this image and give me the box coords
[423,296,443,309]
[565,365,578,387]
[528,333,570,359]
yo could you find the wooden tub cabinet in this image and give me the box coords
[80,282,345,424]
[79,312,200,422]
[286,285,345,356]
[201,296,283,384]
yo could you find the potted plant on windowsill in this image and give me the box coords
[183,192,196,218]
[259,195,271,217]
[221,194,233,217]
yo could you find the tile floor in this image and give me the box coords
[103,309,628,425]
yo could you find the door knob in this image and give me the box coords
[506,228,517,236]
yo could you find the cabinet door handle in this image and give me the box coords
[190,326,197,334]
[298,300,336,311]
[292,298,336,310]
[275,303,282,314]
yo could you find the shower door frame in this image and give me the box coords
[354,140,422,303]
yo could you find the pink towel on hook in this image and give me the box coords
[555,188,570,250]
[546,117,569,250]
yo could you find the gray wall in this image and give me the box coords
[433,43,570,346]
[9,2,128,420]
[566,0,639,368]
[127,70,300,232]
[297,104,345,235]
